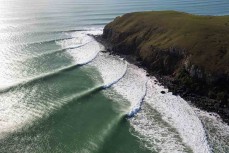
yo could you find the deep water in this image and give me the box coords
[0,0,229,153]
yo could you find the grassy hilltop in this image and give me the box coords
[104,11,229,74]
[102,11,229,121]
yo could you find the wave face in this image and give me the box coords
[0,29,104,138]
[102,63,211,153]
[0,31,101,93]
[1,0,229,153]
[1,28,228,153]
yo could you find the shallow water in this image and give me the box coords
[0,0,229,153]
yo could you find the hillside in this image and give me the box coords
[101,11,229,122]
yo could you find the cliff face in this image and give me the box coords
[103,11,229,110]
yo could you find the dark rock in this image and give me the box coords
[161,91,166,94]
[92,13,229,124]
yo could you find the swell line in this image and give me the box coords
[0,50,99,94]
[5,37,77,47]
[0,66,128,140]
[60,29,87,33]
[0,84,104,140]
[37,60,129,124]
[24,41,92,60]
[63,85,104,103]
[65,61,128,102]
[26,37,76,46]
[3,29,99,46]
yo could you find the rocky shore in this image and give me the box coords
[94,11,229,124]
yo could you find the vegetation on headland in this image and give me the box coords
[102,11,229,123]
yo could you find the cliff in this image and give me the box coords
[101,11,229,122]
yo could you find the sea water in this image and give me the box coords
[0,0,229,152]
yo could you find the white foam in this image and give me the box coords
[0,86,44,139]
[105,64,190,152]
[101,60,211,152]
[56,31,92,49]
[0,29,103,139]
[127,79,148,117]
[194,108,229,152]
[130,103,190,153]
[88,53,127,87]
[141,77,211,153]
[55,28,103,54]
[57,28,213,153]
[81,27,104,35]
[65,40,101,64]
[111,64,148,115]
[0,31,103,93]
[102,62,127,88]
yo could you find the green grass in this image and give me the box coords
[104,11,229,74]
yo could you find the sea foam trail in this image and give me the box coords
[0,40,101,94]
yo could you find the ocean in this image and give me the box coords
[0,0,229,152]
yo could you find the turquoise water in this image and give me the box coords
[0,0,229,153]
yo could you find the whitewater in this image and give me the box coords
[86,29,229,153]
[1,28,229,153]
[1,0,229,152]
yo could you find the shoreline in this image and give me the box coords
[93,35,229,125]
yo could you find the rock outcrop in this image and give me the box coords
[102,11,229,122]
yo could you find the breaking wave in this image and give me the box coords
[0,84,102,140]
[102,60,212,153]
[127,79,148,118]
[130,77,211,153]
[1,28,228,153]
[0,38,101,94]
